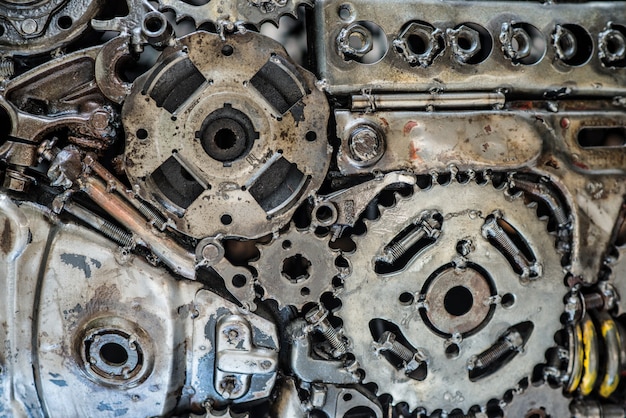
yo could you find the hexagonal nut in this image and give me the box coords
[393,22,443,67]
[599,28,626,64]
[499,22,532,61]
[447,25,481,63]
[336,23,373,60]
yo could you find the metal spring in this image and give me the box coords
[0,58,14,78]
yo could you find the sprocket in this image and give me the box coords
[252,226,342,310]
[157,0,312,29]
[338,172,566,414]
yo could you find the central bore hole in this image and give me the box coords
[444,286,473,316]
[457,35,473,51]
[281,254,312,283]
[100,342,129,366]
[214,128,237,150]
[407,33,428,54]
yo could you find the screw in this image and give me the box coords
[469,329,524,370]
[373,331,425,373]
[380,212,441,263]
[305,304,346,357]
[348,125,384,167]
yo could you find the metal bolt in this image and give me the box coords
[202,243,222,263]
[347,125,384,167]
[21,18,38,35]
[481,214,539,278]
[0,57,14,79]
[470,329,524,370]
[373,331,425,373]
[305,304,346,357]
[380,212,441,263]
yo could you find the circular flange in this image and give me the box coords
[422,264,494,336]
[339,175,565,414]
[77,316,153,388]
[122,31,331,239]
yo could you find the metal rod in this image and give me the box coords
[351,92,505,111]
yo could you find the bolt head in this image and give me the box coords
[202,243,221,263]
[348,125,384,167]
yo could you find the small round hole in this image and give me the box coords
[315,205,334,222]
[220,214,233,225]
[100,342,128,366]
[407,33,428,54]
[222,45,234,56]
[144,15,164,33]
[445,343,460,359]
[58,15,73,30]
[305,131,317,142]
[501,293,516,308]
[300,287,310,296]
[399,292,414,305]
[232,274,246,288]
[282,240,292,250]
[457,35,472,51]
[343,393,353,402]
[136,128,148,139]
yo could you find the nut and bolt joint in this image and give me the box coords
[373,331,425,373]
[470,329,524,370]
[347,125,385,167]
[305,304,347,357]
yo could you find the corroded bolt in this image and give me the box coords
[21,18,38,35]
[380,212,441,263]
[348,125,384,167]
[373,331,425,373]
[202,243,222,263]
[470,329,524,370]
[218,375,242,399]
[305,304,346,357]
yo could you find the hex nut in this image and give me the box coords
[447,25,481,63]
[393,22,443,67]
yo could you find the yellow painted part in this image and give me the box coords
[566,323,584,393]
[599,317,621,398]
[580,316,598,396]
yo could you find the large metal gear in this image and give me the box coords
[252,226,342,310]
[339,173,566,414]
[122,29,331,239]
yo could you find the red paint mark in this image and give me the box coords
[572,160,589,170]
[560,118,570,129]
[380,117,389,128]
[409,141,422,162]
[484,125,492,134]
[403,121,418,136]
